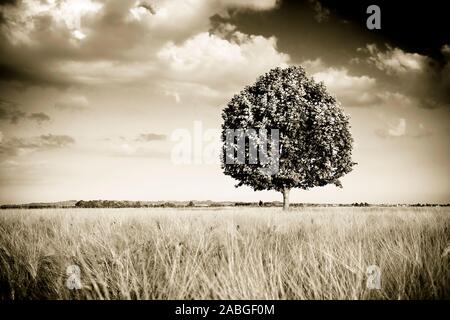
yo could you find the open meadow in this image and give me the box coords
[0,207,449,300]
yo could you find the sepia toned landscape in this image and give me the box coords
[0,0,449,303]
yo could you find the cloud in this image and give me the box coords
[0,104,26,124]
[39,134,75,147]
[0,0,282,90]
[302,58,421,109]
[376,118,406,138]
[221,0,279,11]
[312,67,376,92]
[136,133,167,141]
[132,2,156,16]
[309,0,330,23]
[1,99,51,124]
[412,123,433,138]
[362,44,428,75]
[27,112,51,124]
[301,58,325,74]
[157,28,289,98]
[441,44,450,94]
[0,63,73,88]
[303,59,380,107]
[0,0,18,6]
[164,90,181,103]
[55,95,89,111]
[1,0,103,45]
[375,118,432,139]
[103,135,168,158]
[0,134,75,156]
[358,44,450,109]
[109,144,168,158]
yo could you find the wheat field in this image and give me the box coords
[0,207,449,300]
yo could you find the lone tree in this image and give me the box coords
[221,66,356,210]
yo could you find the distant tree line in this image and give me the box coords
[75,200,143,208]
[351,202,370,207]
[73,200,226,208]
[1,201,448,209]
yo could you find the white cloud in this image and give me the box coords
[220,0,279,11]
[301,58,325,74]
[375,118,406,138]
[72,29,87,40]
[309,64,379,107]
[1,0,103,44]
[157,30,289,97]
[388,118,406,137]
[302,58,417,109]
[118,143,136,156]
[159,33,245,72]
[313,67,376,91]
[375,118,432,139]
[56,27,290,93]
[362,44,428,75]
[164,90,181,103]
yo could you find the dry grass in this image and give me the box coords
[0,207,449,300]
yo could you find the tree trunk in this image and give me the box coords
[282,188,290,211]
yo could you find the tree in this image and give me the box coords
[221,66,356,210]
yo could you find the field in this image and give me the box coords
[0,207,449,300]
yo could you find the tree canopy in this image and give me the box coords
[221,66,356,209]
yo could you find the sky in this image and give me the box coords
[0,0,449,204]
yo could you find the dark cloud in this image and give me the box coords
[0,107,25,124]
[357,44,450,109]
[28,112,51,124]
[308,0,330,23]
[0,63,72,88]
[136,133,166,142]
[137,2,156,15]
[0,134,75,156]
[0,99,51,124]
[0,0,18,7]
[319,0,450,61]
[221,0,449,75]
[39,134,75,147]
[215,0,382,68]
[0,99,25,124]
